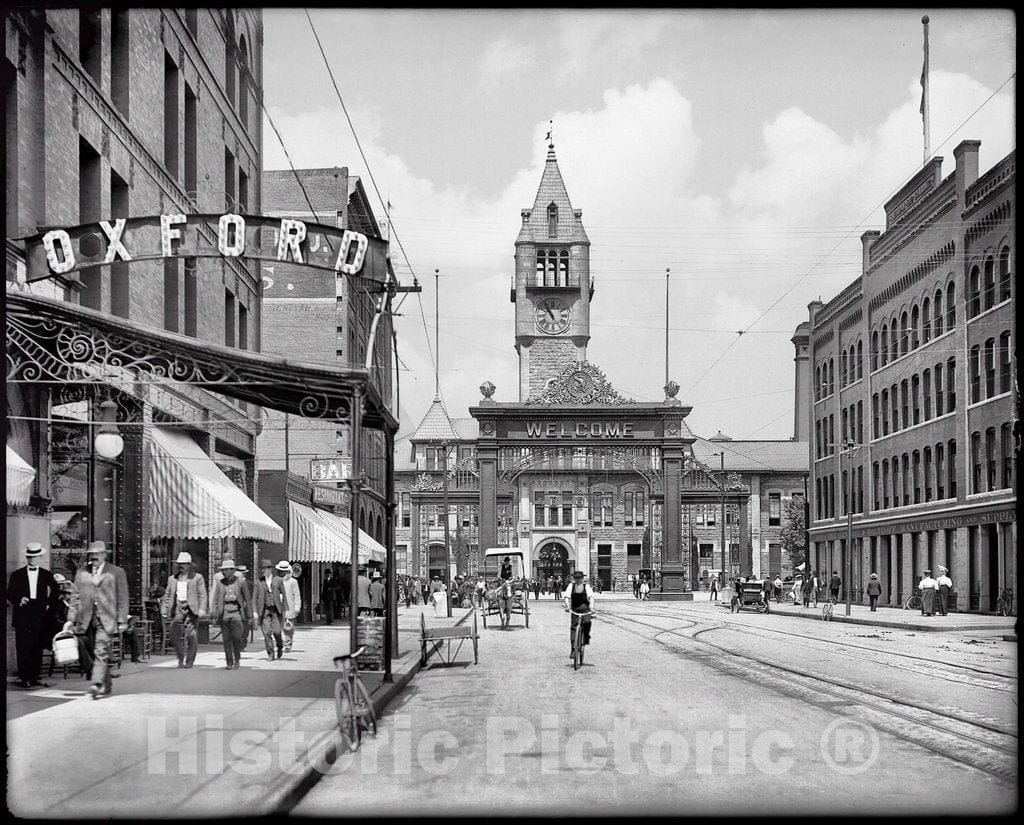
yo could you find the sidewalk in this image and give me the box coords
[6,604,475,818]
[715,597,1018,633]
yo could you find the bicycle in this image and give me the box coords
[567,608,595,671]
[333,646,377,752]
[903,590,922,611]
[821,593,835,622]
[996,587,1014,617]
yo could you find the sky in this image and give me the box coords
[261,8,1015,442]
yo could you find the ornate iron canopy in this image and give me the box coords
[6,290,396,431]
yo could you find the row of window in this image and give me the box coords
[534,248,574,287]
[969,332,1014,404]
[873,443,957,511]
[816,469,864,520]
[871,282,955,371]
[815,403,865,459]
[967,247,1013,319]
[396,495,479,529]
[970,425,1015,495]
[872,358,956,439]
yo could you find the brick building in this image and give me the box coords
[5,9,275,608]
[807,140,1016,614]
[394,139,809,592]
[255,167,395,616]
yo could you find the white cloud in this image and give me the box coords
[478,34,537,90]
[263,69,1013,440]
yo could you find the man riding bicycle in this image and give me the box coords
[563,570,595,657]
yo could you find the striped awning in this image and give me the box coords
[288,500,387,564]
[6,444,36,507]
[149,427,283,543]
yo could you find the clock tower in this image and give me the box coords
[511,137,592,401]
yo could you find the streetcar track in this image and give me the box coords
[627,603,1017,682]
[600,611,1018,785]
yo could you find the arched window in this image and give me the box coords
[922,296,931,343]
[983,256,995,311]
[224,13,236,107]
[857,340,863,379]
[999,330,1012,394]
[933,288,943,336]
[815,365,822,401]
[998,246,1011,302]
[881,389,889,435]
[828,358,834,394]
[558,250,569,286]
[923,446,932,501]
[900,311,909,355]
[237,35,249,127]
[946,357,956,412]
[890,315,898,358]
[840,349,848,387]
[969,344,981,403]
[934,363,944,416]
[946,283,955,329]
[968,265,980,318]
[910,305,919,349]
[856,399,863,442]
[871,393,879,438]
[984,338,996,398]
[922,369,931,420]
[871,331,879,371]
[880,324,888,365]
[547,203,558,238]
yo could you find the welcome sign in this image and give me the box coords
[22,213,385,283]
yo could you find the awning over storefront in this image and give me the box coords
[288,500,387,564]
[149,427,283,542]
[6,444,36,506]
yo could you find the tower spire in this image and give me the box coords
[546,119,554,150]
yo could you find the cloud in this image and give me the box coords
[478,34,537,90]
[263,70,1013,440]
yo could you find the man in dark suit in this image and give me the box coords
[63,540,129,698]
[252,559,287,661]
[6,543,61,688]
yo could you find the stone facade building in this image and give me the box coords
[807,140,1016,613]
[394,140,809,593]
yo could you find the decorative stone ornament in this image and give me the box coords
[664,380,680,398]
[479,381,496,398]
[526,361,634,406]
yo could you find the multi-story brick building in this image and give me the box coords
[807,140,1016,614]
[5,9,274,608]
[394,139,809,592]
[255,167,395,616]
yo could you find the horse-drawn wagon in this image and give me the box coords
[730,580,771,614]
[481,548,530,629]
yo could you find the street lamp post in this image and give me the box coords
[441,438,452,618]
[842,440,856,616]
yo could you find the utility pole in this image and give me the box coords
[442,438,452,618]
[720,451,727,578]
[843,441,856,616]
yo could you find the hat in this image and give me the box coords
[87,540,107,554]
[869,573,878,579]
[275,560,291,573]
[220,558,237,570]
[174,551,193,564]
[372,571,381,579]
[260,559,273,569]
[237,566,248,573]
[25,542,45,558]
[573,570,585,578]
[939,566,948,573]
[53,572,68,584]
[923,569,932,576]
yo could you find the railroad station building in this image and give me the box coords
[806,140,1016,614]
[394,139,809,594]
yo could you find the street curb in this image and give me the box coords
[753,605,1015,633]
[267,607,475,814]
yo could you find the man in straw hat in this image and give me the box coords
[161,551,208,668]
[7,542,61,688]
[253,559,287,660]
[866,572,883,612]
[278,560,301,653]
[64,540,129,698]
[211,558,249,669]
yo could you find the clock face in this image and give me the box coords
[535,298,571,334]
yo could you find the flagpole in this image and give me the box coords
[921,15,930,166]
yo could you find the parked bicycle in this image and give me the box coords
[996,587,1014,617]
[333,646,377,752]
[903,590,923,611]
